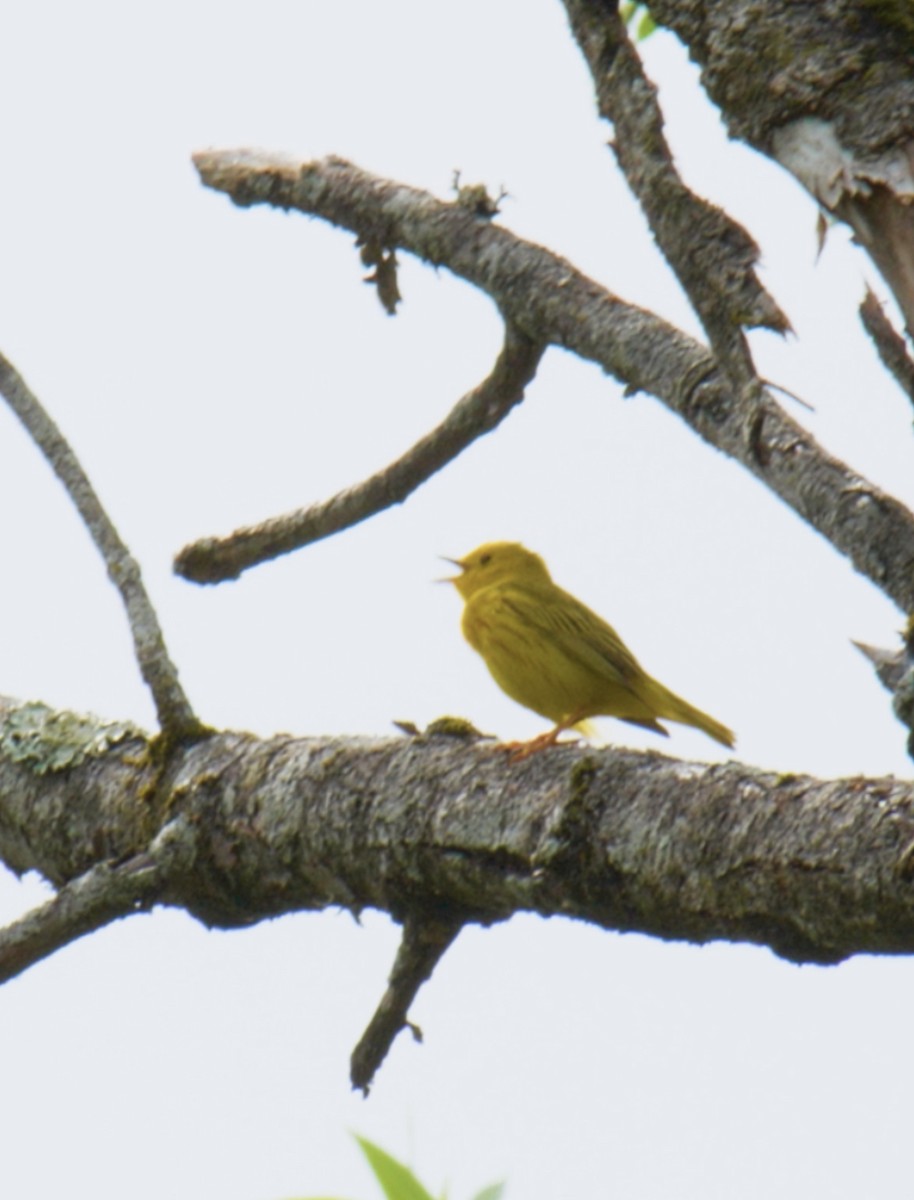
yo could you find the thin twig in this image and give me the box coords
[0,353,204,739]
[859,287,914,412]
[562,0,790,392]
[0,817,194,984]
[175,325,544,583]
[189,151,914,615]
[350,913,463,1094]
[852,639,909,694]
[762,377,815,413]
[852,637,914,750]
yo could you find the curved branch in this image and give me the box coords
[0,355,204,739]
[175,325,544,584]
[190,150,914,613]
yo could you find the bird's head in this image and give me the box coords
[441,541,552,600]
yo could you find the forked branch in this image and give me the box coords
[188,151,914,614]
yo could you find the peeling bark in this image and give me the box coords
[649,0,914,329]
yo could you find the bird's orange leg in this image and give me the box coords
[500,713,587,762]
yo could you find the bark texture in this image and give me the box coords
[2,699,914,971]
[5,1,914,1089]
[184,151,914,617]
[648,0,914,330]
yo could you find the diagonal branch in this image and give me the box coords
[562,0,790,391]
[350,912,463,1094]
[175,324,544,584]
[0,816,194,984]
[859,288,914,413]
[0,354,204,739]
[189,151,914,615]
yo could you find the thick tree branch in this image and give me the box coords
[175,325,544,584]
[563,0,789,392]
[0,355,204,739]
[190,151,914,614]
[3,699,914,976]
[649,0,914,333]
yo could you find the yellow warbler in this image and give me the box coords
[445,541,734,755]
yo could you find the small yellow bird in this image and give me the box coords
[445,541,734,756]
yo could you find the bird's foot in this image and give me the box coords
[499,727,577,763]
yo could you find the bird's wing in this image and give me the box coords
[501,584,645,687]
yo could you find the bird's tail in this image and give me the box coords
[647,680,735,749]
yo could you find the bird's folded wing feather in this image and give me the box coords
[495,584,645,687]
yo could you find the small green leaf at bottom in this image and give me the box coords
[471,1185,506,1200]
[355,1136,437,1200]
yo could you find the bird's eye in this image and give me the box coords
[479,553,492,566]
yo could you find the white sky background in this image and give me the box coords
[1,3,913,1198]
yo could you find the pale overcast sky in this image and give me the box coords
[1,4,912,1199]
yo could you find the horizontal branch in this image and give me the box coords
[2,698,914,970]
[175,325,544,583]
[191,151,914,614]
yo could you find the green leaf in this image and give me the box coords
[637,10,657,38]
[471,1185,506,1200]
[620,2,657,41]
[354,1136,437,1200]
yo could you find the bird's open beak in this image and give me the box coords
[436,555,464,583]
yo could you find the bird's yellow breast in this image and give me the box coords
[461,582,637,725]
